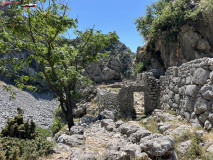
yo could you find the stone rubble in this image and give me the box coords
[55,119,176,160]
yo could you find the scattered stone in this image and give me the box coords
[70,147,97,160]
[56,143,71,152]
[165,125,192,137]
[117,123,132,135]
[158,123,171,133]
[140,133,175,157]
[115,120,124,128]
[129,127,151,143]
[46,137,53,142]
[203,90,213,100]
[177,140,192,154]
[100,109,117,122]
[194,97,209,114]
[206,144,213,152]
[70,126,84,135]
[105,150,130,160]
[204,120,212,131]
[57,134,85,147]
[105,123,116,132]
[195,130,204,137]
[101,119,114,128]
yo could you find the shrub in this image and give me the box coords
[50,107,66,136]
[0,107,36,139]
[174,130,203,159]
[135,0,202,42]
[133,62,144,76]
[139,117,159,133]
[0,107,53,160]
[0,136,53,160]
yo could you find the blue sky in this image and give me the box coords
[67,0,157,53]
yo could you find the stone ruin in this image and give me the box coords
[97,72,160,118]
[98,57,213,130]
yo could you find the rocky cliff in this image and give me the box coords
[136,0,213,71]
[0,40,134,87]
[84,41,134,83]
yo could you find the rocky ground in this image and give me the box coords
[0,81,59,130]
[40,109,213,160]
[134,92,145,118]
[2,81,213,160]
[42,119,176,160]
[40,92,213,160]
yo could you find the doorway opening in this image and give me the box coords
[133,92,145,120]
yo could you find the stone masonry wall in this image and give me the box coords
[97,72,160,118]
[160,57,213,130]
[137,73,160,114]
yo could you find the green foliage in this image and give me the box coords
[50,107,66,136]
[135,0,202,42]
[174,130,203,159]
[0,107,53,160]
[3,85,16,100]
[0,136,53,160]
[133,62,144,76]
[0,0,119,130]
[0,107,36,139]
[50,116,65,136]
[139,117,159,133]
[37,127,52,139]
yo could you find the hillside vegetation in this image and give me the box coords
[135,0,212,43]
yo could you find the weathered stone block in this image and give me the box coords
[192,68,210,85]
[199,112,209,123]
[185,85,199,97]
[182,96,194,112]
[194,97,209,114]
[203,90,213,100]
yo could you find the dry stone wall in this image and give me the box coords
[98,57,213,130]
[160,57,213,130]
[97,72,160,118]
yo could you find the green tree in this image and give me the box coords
[0,0,118,130]
[135,0,202,42]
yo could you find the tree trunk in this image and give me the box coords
[67,108,74,131]
[65,97,76,131]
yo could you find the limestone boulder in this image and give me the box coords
[183,96,194,112]
[70,126,84,135]
[100,109,117,122]
[129,127,151,143]
[177,140,192,154]
[199,112,209,124]
[101,119,114,128]
[193,68,210,85]
[209,71,213,83]
[194,97,209,114]
[203,90,213,100]
[105,123,116,132]
[199,84,213,94]
[117,123,133,135]
[185,85,199,97]
[140,133,175,157]
[115,120,124,128]
[101,67,117,81]
[206,144,213,153]
[208,113,213,123]
[57,134,85,147]
[70,148,97,160]
[204,120,212,131]
[158,123,171,133]
[104,150,130,160]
